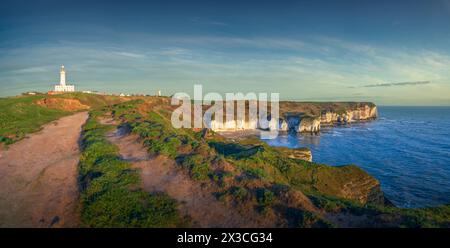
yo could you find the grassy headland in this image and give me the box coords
[1,93,449,227]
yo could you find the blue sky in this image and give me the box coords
[1,0,450,105]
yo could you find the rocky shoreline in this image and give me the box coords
[210,102,378,134]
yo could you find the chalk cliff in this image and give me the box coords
[320,104,378,125]
[297,117,321,133]
[207,102,377,134]
[281,103,378,133]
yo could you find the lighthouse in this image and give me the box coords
[60,65,66,86]
[54,65,75,92]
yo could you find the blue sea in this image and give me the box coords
[264,107,450,208]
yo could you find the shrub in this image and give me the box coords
[181,154,211,181]
[285,208,334,228]
[257,188,275,206]
[191,163,210,181]
[0,136,13,145]
[230,186,249,201]
[245,167,266,179]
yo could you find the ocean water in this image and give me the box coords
[264,107,450,208]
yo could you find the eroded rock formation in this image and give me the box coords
[320,104,378,125]
[298,117,321,133]
[207,103,377,134]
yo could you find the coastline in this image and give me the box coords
[1,93,449,227]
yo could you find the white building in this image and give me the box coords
[54,65,75,92]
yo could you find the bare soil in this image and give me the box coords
[106,127,274,227]
[36,98,90,111]
[0,112,88,227]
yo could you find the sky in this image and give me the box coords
[1,0,450,105]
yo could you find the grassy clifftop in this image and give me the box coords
[1,94,448,227]
[0,95,69,145]
[0,93,124,145]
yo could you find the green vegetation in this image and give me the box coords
[308,194,450,227]
[56,92,124,109]
[284,208,334,228]
[126,110,198,159]
[256,188,275,206]
[2,93,447,227]
[111,99,144,121]
[82,99,450,227]
[229,186,249,201]
[105,100,386,226]
[0,95,69,144]
[0,136,14,145]
[397,205,450,228]
[208,138,379,204]
[0,93,124,145]
[110,101,215,182]
[78,112,185,227]
[181,154,210,181]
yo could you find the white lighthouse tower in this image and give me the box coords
[54,65,75,92]
[60,65,66,86]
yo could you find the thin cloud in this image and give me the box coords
[112,51,146,58]
[174,36,308,51]
[10,66,49,74]
[355,81,432,88]
[160,48,190,56]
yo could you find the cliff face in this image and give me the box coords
[339,172,385,205]
[298,117,321,133]
[320,105,378,125]
[279,118,289,131]
[282,103,377,133]
[208,102,377,133]
[208,119,257,131]
[311,165,386,205]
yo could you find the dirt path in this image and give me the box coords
[0,112,88,227]
[106,127,271,227]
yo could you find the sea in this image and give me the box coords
[264,106,450,208]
